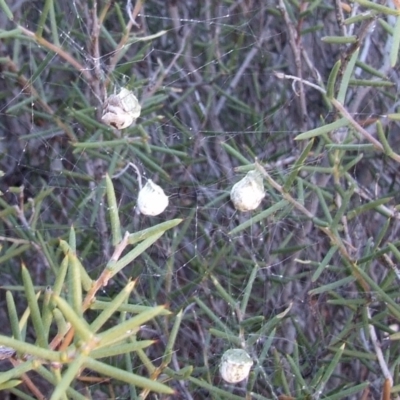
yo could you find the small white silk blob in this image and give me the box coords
[230,170,265,212]
[137,179,169,216]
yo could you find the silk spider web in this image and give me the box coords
[1,1,396,398]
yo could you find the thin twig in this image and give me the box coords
[255,162,370,293]
[126,0,141,28]
[274,71,400,163]
[334,0,347,36]
[381,253,400,284]
[214,20,271,116]
[85,2,111,266]
[278,0,307,129]
[351,182,400,221]
[17,25,92,83]
[0,236,32,245]
[113,162,143,188]
[367,307,393,387]
[83,230,130,310]
[90,0,103,104]
[273,71,326,94]
[9,358,46,400]
[59,231,131,351]
[331,98,400,162]
[141,28,190,101]
[104,0,144,88]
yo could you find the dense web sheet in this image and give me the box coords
[2,2,306,271]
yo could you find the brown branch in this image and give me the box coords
[367,307,393,387]
[90,0,103,104]
[17,25,93,84]
[9,358,46,400]
[331,98,400,162]
[141,28,190,101]
[255,162,370,293]
[274,72,400,163]
[104,0,144,88]
[278,0,308,130]
[59,232,130,351]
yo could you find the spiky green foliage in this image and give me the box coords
[1,1,400,399]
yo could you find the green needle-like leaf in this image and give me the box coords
[41,286,53,339]
[127,218,182,245]
[0,360,36,385]
[91,340,154,359]
[51,294,95,343]
[322,35,357,44]
[68,252,92,292]
[162,309,183,366]
[210,273,238,309]
[240,263,259,315]
[354,0,399,16]
[330,185,354,229]
[84,357,174,394]
[0,380,22,390]
[21,265,47,348]
[309,276,355,295]
[6,291,21,341]
[108,232,164,277]
[52,256,68,299]
[220,142,253,165]
[283,139,314,191]
[68,225,76,252]
[312,245,338,282]
[50,353,86,400]
[194,297,236,336]
[90,280,136,333]
[337,48,359,104]
[105,173,122,246]
[326,60,341,98]
[53,308,69,337]
[314,343,345,395]
[295,118,349,140]
[58,241,92,291]
[98,305,167,347]
[229,199,289,235]
[188,377,247,399]
[0,335,61,363]
[323,382,370,400]
[36,365,87,400]
[0,0,13,20]
[66,259,80,321]
[376,120,394,156]
[286,353,309,394]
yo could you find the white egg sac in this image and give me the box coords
[230,170,265,212]
[101,88,141,130]
[220,349,253,383]
[137,180,169,216]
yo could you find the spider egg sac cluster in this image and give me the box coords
[230,170,265,212]
[220,349,253,384]
[102,88,141,129]
[137,180,169,216]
